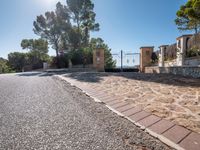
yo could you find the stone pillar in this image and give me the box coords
[140,46,154,72]
[68,59,72,69]
[159,45,168,67]
[93,48,105,72]
[176,35,192,66]
[43,62,48,70]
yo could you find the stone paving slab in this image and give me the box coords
[106,100,122,106]
[129,111,151,122]
[110,102,129,109]
[137,115,162,128]
[148,119,175,134]
[115,104,134,112]
[162,125,191,144]
[179,132,200,150]
[121,107,142,117]
[58,73,200,150]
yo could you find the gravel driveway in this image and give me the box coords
[0,72,172,150]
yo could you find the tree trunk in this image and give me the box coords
[77,20,81,49]
[55,40,60,68]
[56,49,60,68]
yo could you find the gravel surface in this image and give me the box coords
[0,72,172,150]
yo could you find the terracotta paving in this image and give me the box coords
[60,72,200,150]
[162,125,191,144]
[148,119,175,134]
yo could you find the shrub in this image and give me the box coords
[186,46,200,57]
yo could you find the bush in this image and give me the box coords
[70,48,93,66]
[186,46,200,57]
[50,55,69,68]
[0,58,14,74]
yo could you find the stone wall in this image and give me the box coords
[164,59,177,67]
[145,66,200,78]
[185,57,200,66]
[162,57,200,67]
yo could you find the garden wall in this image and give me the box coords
[163,57,200,67]
[145,66,200,78]
[164,59,177,67]
[185,57,200,66]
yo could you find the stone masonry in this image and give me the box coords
[93,48,105,72]
[140,47,154,72]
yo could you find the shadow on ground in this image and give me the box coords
[15,71,200,88]
[16,72,56,77]
[64,72,200,88]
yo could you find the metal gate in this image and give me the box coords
[112,50,140,71]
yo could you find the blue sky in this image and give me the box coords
[0,0,189,59]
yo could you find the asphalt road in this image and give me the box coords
[0,72,172,150]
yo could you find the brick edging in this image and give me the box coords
[56,75,200,150]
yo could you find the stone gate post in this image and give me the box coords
[159,45,168,67]
[93,48,105,72]
[140,46,154,72]
[176,35,192,66]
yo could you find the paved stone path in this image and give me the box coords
[62,72,200,134]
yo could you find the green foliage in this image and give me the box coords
[21,39,48,54]
[0,58,14,74]
[8,52,29,72]
[50,55,69,68]
[69,48,93,65]
[67,38,115,68]
[175,0,200,33]
[186,46,200,57]
[151,52,158,63]
[20,38,50,70]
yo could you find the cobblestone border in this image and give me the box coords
[56,75,200,150]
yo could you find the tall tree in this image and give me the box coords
[175,0,200,33]
[33,2,71,61]
[67,0,100,47]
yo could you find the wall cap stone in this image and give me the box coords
[176,34,193,40]
[140,46,154,49]
[146,66,200,69]
[159,45,168,48]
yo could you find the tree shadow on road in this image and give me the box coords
[16,72,55,77]
[15,71,200,88]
